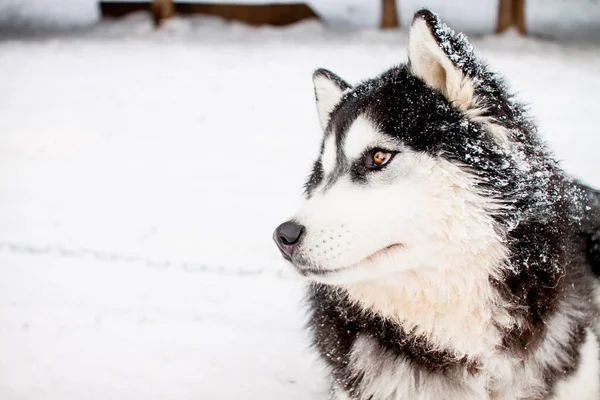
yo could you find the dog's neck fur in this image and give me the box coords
[342,252,512,359]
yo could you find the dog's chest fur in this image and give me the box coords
[308,283,599,400]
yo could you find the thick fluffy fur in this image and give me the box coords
[274,9,600,400]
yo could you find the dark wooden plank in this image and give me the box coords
[100,2,318,27]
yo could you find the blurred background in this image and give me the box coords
[0,1,599,399]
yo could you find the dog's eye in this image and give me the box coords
[365,149,394,169]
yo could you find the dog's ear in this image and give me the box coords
[313,68,351,130]
[408,9,479,115]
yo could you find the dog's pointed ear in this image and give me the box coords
[408,9,479,115]
[313,68,351,130]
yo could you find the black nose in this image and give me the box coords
[273,221,305,260]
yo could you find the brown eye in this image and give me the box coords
[372,150,392,167]
[363,148,396,171]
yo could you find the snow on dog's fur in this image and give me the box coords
[273,9,600,400]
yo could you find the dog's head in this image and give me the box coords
[274,10,528,284]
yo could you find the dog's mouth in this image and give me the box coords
[296,243,404,278]
[296,267,348,277]
[362,243,404,262]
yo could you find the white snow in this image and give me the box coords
[0,14,599,400]
[0,0,100,30]
[527,0,600,40]
[400,0,600,38]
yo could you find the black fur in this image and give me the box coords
[308,284,480,398]
[580,183,600,276]
[300,9,600,399]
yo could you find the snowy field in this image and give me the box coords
[0,14,599,400]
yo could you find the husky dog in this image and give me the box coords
[273,9,600,400]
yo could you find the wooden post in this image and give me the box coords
[496,0,526,34]
[513,0,526,34]
[496,0,513,33]
[381,0,399,29]
[151,0,174,26]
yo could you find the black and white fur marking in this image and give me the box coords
[273,9,600,400]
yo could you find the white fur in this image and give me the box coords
[594,281,600,333]
[321,134,337,175]
[550,329,600,400]
[342,116,381,160]
[314,75,347,130]
[348,336,487,400]
[339,310,599,400]
[339,154,510,357]
[472,116,512,149]
[552,329,600,400]
[331,385,352,400]
[486,304,596,399]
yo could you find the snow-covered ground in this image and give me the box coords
[0,14,599,400]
